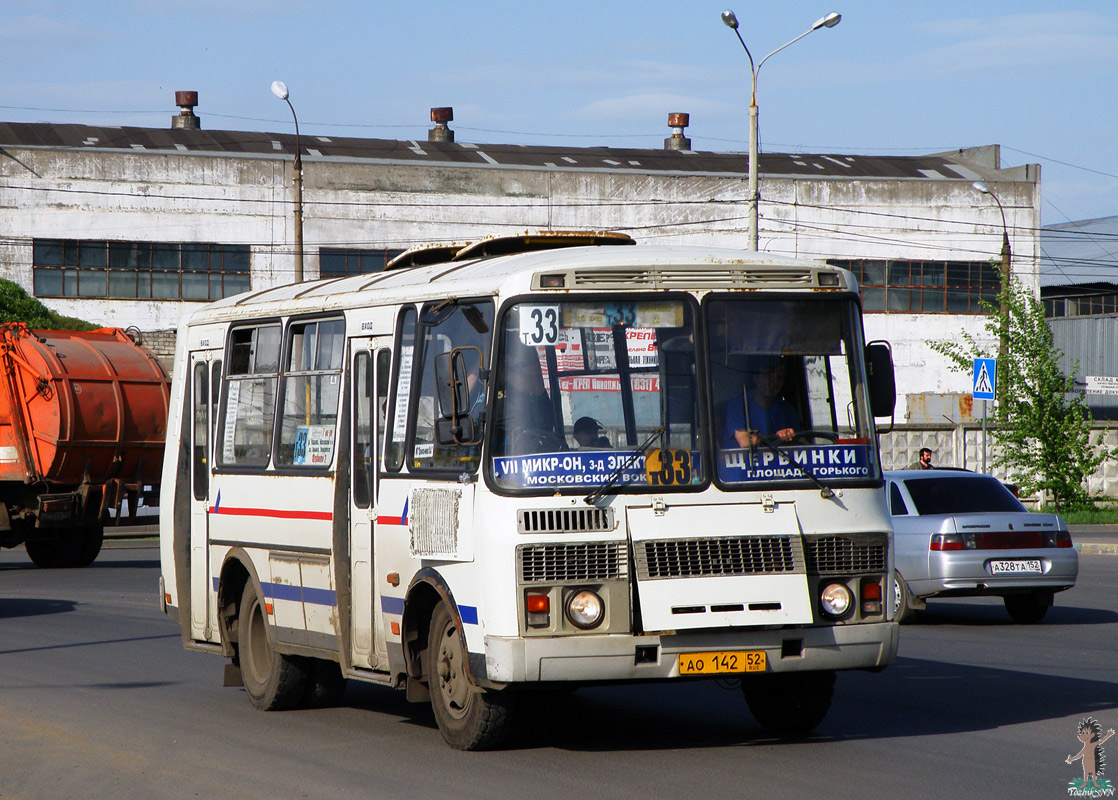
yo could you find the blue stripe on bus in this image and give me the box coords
[260,582,337,606]
[209,576,335,607]
[379,596,477,625]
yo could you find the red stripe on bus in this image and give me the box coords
[208,506,333,521]
[376,516,405,526]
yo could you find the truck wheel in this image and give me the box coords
[25,529,84,568]
[25,539,65,568]
[743,671,835,737]
[237,581,309,710]
[426,602,514,750]
[1004,591,1052,624]
[75,525,104,567]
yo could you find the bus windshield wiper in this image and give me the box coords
[583,426,664,506]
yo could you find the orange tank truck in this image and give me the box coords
[0,323,170,567]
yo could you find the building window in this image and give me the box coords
[829,259,1000,313]
[32,239,250,300]
[318,248,403,277]
[1044,291,1118,318]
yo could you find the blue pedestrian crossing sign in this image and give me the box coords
[973,358,997,400]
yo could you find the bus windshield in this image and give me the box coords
[707,295,880,486]
[488,297,699,492]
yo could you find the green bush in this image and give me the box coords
[0,279,96,330]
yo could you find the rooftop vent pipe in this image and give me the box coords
[664,113,691,150]
[429,107,454,142]
[172,91,200,130]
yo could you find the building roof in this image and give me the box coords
[1040,216,1118,288]
[0,120,1002,183]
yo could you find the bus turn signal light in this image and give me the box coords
[526,593,550,628]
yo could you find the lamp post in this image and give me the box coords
[271,80,303,283]
[973,180,1011,356]
[721,9,841,251]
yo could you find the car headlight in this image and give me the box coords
[820,583,852,617]
[565,589,604,629]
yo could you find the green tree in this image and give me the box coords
[929,275,1115,510]
[0,278,96,331]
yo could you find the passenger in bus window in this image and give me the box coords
[723,358,800,448]
[496,342,561,454]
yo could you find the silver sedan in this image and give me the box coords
[885,470,1078,623]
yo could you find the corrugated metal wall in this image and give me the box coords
[1049,315,1118,419]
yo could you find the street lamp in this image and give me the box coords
[973,180,1011,355]
[271,80,303,283]
[721,9,841,251]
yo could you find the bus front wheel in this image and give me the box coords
[237,581,308,711]
[742,670,835,737]
[426,602,514,750]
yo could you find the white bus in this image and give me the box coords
[159,232,899,750]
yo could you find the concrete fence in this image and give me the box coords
[881,424,1118,503]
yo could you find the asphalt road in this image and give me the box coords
[0,541,1114,800]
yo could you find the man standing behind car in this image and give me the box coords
[909,447,934,470]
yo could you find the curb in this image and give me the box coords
[1077,542,1118,557]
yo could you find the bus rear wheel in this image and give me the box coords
[742,670,835,737]
[237,581,308,710]
[426,602,514,750]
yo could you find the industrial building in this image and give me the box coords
[1,93,1040,431]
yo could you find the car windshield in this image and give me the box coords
[488,297,699,492]
[707,296,879,486]
[904,475,1025,514]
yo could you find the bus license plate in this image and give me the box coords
[989,559,1043,574]
[678,650,766,676]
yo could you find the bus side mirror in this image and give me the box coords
[865,341,896,419]
[434,346,483,445]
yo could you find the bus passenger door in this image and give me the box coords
[349,343,388,669]
[189,351,221,641]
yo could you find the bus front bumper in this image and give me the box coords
[481,621,898,684]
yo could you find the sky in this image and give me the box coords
[3,1,1118,227]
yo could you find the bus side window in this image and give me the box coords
[385,307,417,472]
[275,318,345,468]
[353,351,374,508]
[219,324,281,468]
[376,350,390,462]
[192,361,209,500]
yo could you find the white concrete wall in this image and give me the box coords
[0,145,1041,415]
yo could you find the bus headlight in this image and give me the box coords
[565,589,604,629]
[820,583,852,617]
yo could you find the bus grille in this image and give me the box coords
[805,535,888,574]
[635,536,802,580]
[518,542,627,583]
[517,507,614,534]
